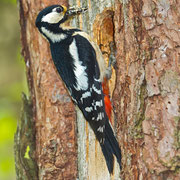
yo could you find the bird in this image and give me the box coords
[35,4,121,174]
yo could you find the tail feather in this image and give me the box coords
[100,121,121,174]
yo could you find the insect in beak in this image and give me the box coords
[65,6,88,17]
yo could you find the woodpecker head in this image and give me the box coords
[35,5,67,28]
[35,5,87,30]
[35,5,87,42]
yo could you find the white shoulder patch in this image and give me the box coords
[69,39,88,91]
[73,31,106,81]
[41,27,67,43]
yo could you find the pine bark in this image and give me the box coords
[15,0,180,179]
[113,0,180,179]
[16,0,77,179]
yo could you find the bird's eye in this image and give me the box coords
[56,7,62,13]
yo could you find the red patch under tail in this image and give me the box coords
[102,77,112,124]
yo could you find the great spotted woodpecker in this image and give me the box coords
[35,5,121,173]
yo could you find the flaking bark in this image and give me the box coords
[114,0,180,179]
[17,0,78,179]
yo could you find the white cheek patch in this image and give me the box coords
[42,12,63,24]
[41,27,67,43]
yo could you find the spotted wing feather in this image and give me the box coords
[71,34,106,142]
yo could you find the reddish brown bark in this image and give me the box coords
[19,0,77,179]
[114,0,180,179]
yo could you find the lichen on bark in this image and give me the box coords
[14,93,38,180]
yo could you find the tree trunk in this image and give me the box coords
[15,0,180,179]
[113,0,180,179]
[16,0,77,179]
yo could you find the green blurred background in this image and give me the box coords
[0,0,28,179]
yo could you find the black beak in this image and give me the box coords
[65,7,88,17]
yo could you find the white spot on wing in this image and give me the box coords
[82,91,91,98]
[41,27,67,43]
[85,107,93,112]
[102,112,104,118]
[97,125,105,133]
[69,39,88,91]
[92,84,101,94]
[100,138,105,144]
[97,112,103,121]
[95,100,103,107]
[94,78,101,82]
[81,91,91,103]
[94,104,97,110]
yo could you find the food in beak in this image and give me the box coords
[66,6,88,16]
